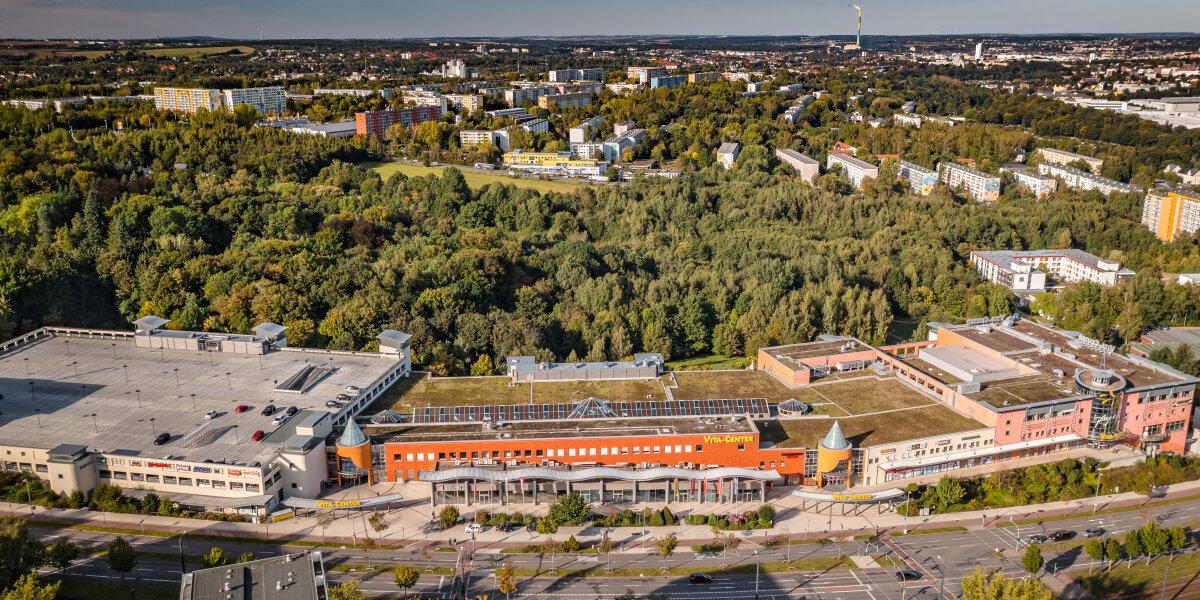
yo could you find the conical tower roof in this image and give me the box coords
[819,420,850,451]
[337,419,368,448]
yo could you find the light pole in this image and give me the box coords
[982,506,990,528]
[1011,515,1020,546]
[754,549,760,600]
[122,364,129,382]
[34,408,41,427]
[28,381,35,402]
[232,425,240,443]
[23,358,29,374]
[191,393,197,411]
[179,532,187,574]
[903,491,910,534]
[135,389,141,408]
[226,372,232,389]
[85,413,97,432]
[174,368,180,386]
[937,554,945,599]
[64,340,71,356]
[1094,473,1104,515]
[71,361,78,376]
[150,418,157,435]
[110,343,117,358]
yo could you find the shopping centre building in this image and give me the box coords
[2,315,1194,513]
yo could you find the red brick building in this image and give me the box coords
[354,106,442,137]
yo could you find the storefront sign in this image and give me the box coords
[192,466,211,473]
[270,509,295,523]
[962,435,981,441]
[1173,398,1193,407]
[880,448,895,454]
[908,443,926,450]
[129,460,143,467]
[147,462,169,468]
[228,469,241,477]
[175,465,191,472]
[831,494,873,501]
[937,440,951,446]
[316,500,362,508]
[702,435,755,444]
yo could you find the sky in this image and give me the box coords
[1,0,1198,40]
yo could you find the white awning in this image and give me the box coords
[419,466,780,484]
[881,434,1082,471]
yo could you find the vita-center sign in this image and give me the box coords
[703,435,755,444]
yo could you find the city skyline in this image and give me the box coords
[2,0,1199,40]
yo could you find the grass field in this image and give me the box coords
[807,377,936,415]
[666,355,753,371]
[142,45,254,58]
[51,578,177,600]
[758,403,983,449]
[364,160,583,194]
[672,371,808,405]
[371,374,667,413]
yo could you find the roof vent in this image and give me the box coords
[276,582,283,591]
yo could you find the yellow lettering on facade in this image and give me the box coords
[702,435,754,444]
[316,500,362,508]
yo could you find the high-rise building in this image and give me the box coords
[548,69,604,82]
[442,59,468,78]
[569,116,606,144]
[974,42,983,61]
[154,86,285,116]
[826,153,878,190]
[938,162,1001,202]
[898,160,938,196]
[444,94,484,113]
[627,66,666,83]
[1141,187,1200,242]
[688,72,723,84]
[649,75,688,90]
[354,106,442,137]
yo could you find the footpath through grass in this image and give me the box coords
[364,161,583,194]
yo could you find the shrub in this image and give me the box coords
[487,513,508,525]
[536,516,557,534]
[685,515,705,526]
[562,536,581,552]
[756,504,776,524]
[648,511,665,527]
[707,514,719,527]
[661,507,676,526]
[475,511,490,524]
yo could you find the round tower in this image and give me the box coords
[335,419,373,486]
[816,421,853,488]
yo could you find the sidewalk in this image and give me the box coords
[5,476,1198,551]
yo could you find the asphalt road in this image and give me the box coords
[38,496,1200,599]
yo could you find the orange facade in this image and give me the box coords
[385,431,806,484]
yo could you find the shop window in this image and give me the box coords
[439,453,447,460]
[737,443,745,451]
[113,472,127,480]
[146,475,160,483]
[131,473,144,482]
[35,465,47,473]
[213,481,225,489]
[535,450,543,457]
[525,450,532,457]
[164,476,177,485]
[98,470,111,478]
[394,454,403,462]
[179,478,192,486]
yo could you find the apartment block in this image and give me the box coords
[460,130,509,150]
[1037,147,1103,173]
[518,118,550,135]
[938,162,1001,203]
[1142,187,1200,242]
[782,105,805,125]
[569,116,606,144]
[1037,163,1142,195]
[776,149,819,184]
[313,88,394,99]
[548,69,604,82]
[504,86,555,107]
[826,154,879,190]
[537,91,592,110]
[602,129,647,162]
[154,87,223,113]
[571,142,605,160]
[222,87,286,116]
[970,249,1134,288]
[688,72,723,84]
[444,94,484,113]
[893,113,922,128]
[717,143,740,170]
[898,160,938,196]
[627,66,666,83]
[408,93,448,115]
[354,106,442,137]
[1012,169,1058,199]
[649,75,688,90]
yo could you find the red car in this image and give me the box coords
[235,405,250,413]
[251,430,265,441]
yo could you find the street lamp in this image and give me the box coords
[191,393,197,411]
[754,549,760,600]
[174,368,180,386]
[903,491,910,534]
[226,372,232,389]
[1010,515,1020,546]
[110,343,117,358]
[85,413,97,432]
[178,532,187,574]
[23,358,29,374]
[122,364,129,382]
[135,389,141,408]
[28,381,35,402]
[64,340,71,356]
[34,408,41,428]
[71,361,78,376]
[150,418,156,435]
[982,506,990,528]
[232,425,240,444]
[1094,472,1104,515]
[937,554,946,599]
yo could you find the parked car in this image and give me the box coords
[464,523,483,533]
[1049,530,1075,542]
[235,405,250,413]
[688,573,713,584]
[496,523,515,533]
[325,400,344,408]
[1083,528,1106,538]
[261,405,277,416]
[284,406,299,417]
[345,385,361,395]
[204,410,218,420]
[1027,534,1048,544]
[153,433,171,445]
[336,393,352,401]
[895,570,922,582]
[272,414,288,426]
[251,430,265,441]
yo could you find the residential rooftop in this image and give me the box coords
[970,249,1134,277]
[0,330,398,463]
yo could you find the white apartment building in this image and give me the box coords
[1011,169,1058,199]
[1037,147,1104,173]
[518,118,550,135]
[154,87,224,113]
[826,153,879,190]
[222,87,287,116]
[460,130,509,150]
[571,142,605,160]
[570,116,606,144]
[1037,162,1142,195]
[313,89,394,99]
[893,113,922,128]
[897,160,938,196]
[717,143,740,170]
[548,69,604,82]
[602,129,646,162]
[970,249,1134,289]
[775,149,820,184]
[938,162,1001,203]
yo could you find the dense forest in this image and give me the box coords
[5,97,1200,375]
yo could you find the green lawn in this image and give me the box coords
[671,371,809,405]
[142,45,254,57]
[1075,551,1200,597]
[51,578,178,600]
[808,377,936,415]
[371,374,667,413]
[666,355,752,371]
[364,161,583,194]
